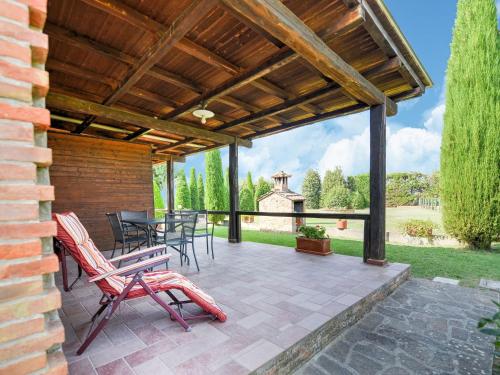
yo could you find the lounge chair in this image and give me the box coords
[53,212,227,355]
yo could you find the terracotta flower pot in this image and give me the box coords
[337,219,348,230]
[295,237,332,256]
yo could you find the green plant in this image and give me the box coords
[441,0,500,249]
[298,225,328,240]
[347,173,370,206]
[189,167,199,210]
[254,177,272,211]
[400,219,437,239]
[302,169,322,209]
[197,173,205,210]
[174,169,191,210]
[477,300,500,366]
[205,149,225,223]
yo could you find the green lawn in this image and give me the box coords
[213,226,500,288]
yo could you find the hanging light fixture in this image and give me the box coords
[192,101,214,125]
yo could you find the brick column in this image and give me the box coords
[0,1,67,374]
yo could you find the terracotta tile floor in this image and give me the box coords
[58,237,409,374]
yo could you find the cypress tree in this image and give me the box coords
[239,187,254,211]
[245,172,255,210]
[441,0,500,249]
[254,177,272,210]
[197,173,205,210]
[302,169,321,209]
[205,149,225,223]
[175,169,191,209]
[223,167,230,211]
[189,167,199,210]
[153,180,165,218]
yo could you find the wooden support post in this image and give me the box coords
[228,143,241,243]
[166,160,174,213]
[368,103,387,265]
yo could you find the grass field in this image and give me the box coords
[213,226,500,288]
[305,206,444,234]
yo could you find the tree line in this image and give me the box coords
[153,149,274,222]
[301,167,440,210]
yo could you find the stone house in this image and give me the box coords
[257,172,305,232]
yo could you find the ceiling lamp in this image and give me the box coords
[192,102,214,125]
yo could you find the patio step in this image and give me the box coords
[252,266,411,375]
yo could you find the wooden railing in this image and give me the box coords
[206,210,371,262]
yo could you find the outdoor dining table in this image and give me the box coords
[121,215,194,268]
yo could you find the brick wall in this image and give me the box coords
[0,0,67,373]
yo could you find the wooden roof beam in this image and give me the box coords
[159,6,365,121]
[345,0,425,91]
[74,0,218,134]
[221,0,397,116]
[46,93,252,148]
[152,153,186,163]
[216,56,402,132]
[80,0,324,114]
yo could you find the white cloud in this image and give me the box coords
[238,124,331,191]
[318,99,445,176]
[423,103,445,133]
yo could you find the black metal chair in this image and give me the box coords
[106,212,148,260]
[153,213,186,268]
[193,211,215,259]
[120,210,149,237]
[181,212,200,272]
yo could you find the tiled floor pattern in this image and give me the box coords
[57,238,409,374]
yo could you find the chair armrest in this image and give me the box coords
[89,254,171,282]
[109,245,166,263]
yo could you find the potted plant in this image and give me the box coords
[296,225,332,256]
[337,219,348,230]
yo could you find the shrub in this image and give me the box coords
[441,0,499,249]
[352,191,367,209]
[298,225,328,240]
[302,169,321,209]
[321,167,346,207]
[400,219,437,239]
[323,186,351,209]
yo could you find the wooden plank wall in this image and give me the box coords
[49,133,153,250]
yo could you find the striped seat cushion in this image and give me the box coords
[54,212,125,295]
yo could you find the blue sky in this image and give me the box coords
[178,1,462,191]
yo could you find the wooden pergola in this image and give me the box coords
[44,0,431,264]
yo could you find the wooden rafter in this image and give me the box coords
[345,0,425,90]
[78,0,324,115]
[73,0,218,134]
[217,56,402,133]
[220,0,397,116]
[159,6,365,122]
[47,93,252,148]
